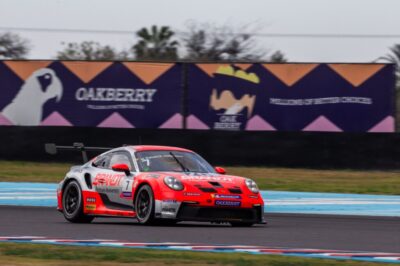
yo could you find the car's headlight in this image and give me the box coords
[245,179,259,194]
[164,176,184,191]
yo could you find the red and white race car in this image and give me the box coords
[48,144,265,226]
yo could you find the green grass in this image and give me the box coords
[226,166,400,195]
[0,160,70,183]
[0,243,390,266]
[0,160,399,195]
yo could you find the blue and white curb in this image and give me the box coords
[1,182,400,216]
[0,236,399,264]
[262,191,400,217]
[0,182,56,207]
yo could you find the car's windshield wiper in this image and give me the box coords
[169,152,191,172]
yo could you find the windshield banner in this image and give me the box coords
[187,63,395,132]
[0,61,182,128]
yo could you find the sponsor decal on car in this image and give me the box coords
[162,199,177,203]
[145,174,160,179]
[86,197,96,203]
[85,204,96,210]
[161,207,176,213]
[184,172,218,177]
[181,175,233,182]
[215,200,241,207]
[214,194,241,199]
[93,173,125,187]
[120,192,132,198]
[96,187,119,194]
[183,192,202,197]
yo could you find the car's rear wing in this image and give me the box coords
[45,143,112,163]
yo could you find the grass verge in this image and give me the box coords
[0,243,390,266]
[0,160,399,195]
[226,166,400,195]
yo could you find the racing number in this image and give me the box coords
[122,179,133,193]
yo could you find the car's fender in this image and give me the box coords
[57,173,84,211]
[132,174,164,201]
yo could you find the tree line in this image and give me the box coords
[0,23,286,62]
[1,23,399,88]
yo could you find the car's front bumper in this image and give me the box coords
[154,199,265,224]
[176,203,265,223]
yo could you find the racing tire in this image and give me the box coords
[230,222,254,227]
[62,180,94,223]
[135,185,156,225]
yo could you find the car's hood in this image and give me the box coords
[162,172,246,186]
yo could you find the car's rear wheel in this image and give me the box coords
[230,222,254,227]
[135,185,156,224]
[62,180,94,223]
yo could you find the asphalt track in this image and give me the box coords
[1,206,399,253]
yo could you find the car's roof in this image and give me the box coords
[127,145,194,153]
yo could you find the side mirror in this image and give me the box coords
[112,163,131,176]
[215,166,226,175]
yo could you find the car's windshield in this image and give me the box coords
[135,150,215,173]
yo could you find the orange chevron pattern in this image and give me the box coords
[61,61,113,83]
[4,61,52,80]
[122,62,174,84]
[328,64,385,87]
[263,64,319,86]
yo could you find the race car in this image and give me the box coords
[46,143,265,226]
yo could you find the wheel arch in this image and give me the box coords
[61,176,81,193]
[132,177,161,204]
[133,181,151,204]
[61,176,94,224]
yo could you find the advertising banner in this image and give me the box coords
[0,61,182,128]
[0,61,395,132]
[187,63,395,132]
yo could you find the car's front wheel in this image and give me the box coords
[62,180,94,223]
[135,185,156,225]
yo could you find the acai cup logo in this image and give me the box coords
[209,65,260,130]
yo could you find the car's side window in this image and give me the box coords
[92,154,111,169]
[109,152,132,170]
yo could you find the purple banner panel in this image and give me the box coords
[187,63,395,132]
[0,61,182,128]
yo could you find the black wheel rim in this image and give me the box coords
[137,190,150,219]
[65,185,79,214]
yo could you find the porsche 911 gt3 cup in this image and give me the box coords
[47,143,265,226]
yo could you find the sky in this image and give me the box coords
[0,0,400,62]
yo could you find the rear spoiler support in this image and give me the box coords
[45,143,112,163]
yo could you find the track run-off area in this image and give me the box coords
[1,182,400,216]
[0,182,399,263]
